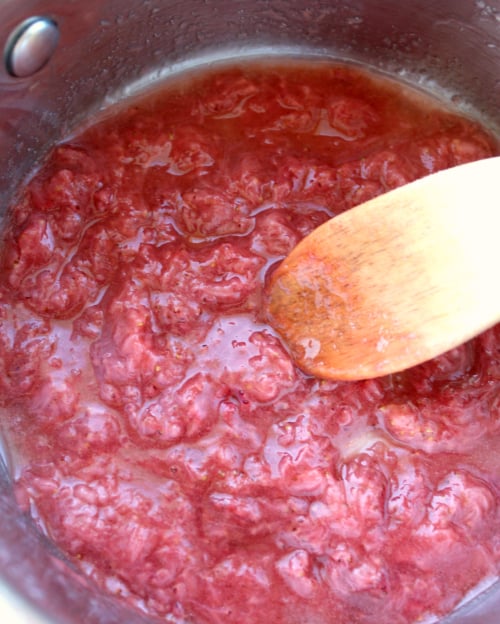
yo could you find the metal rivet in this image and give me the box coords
[4,16,60,78]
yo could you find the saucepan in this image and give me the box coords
[0,1,499,623]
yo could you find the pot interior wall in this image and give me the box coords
[1,0,500,208]
[0,0,499,623]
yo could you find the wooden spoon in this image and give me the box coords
[267,157,500,380]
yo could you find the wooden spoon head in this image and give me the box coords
[267,158,500,380]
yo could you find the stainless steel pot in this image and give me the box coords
[0,1,499,622]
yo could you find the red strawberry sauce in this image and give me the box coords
[0,61,499,624]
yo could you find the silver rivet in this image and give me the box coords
[4,16,60,78]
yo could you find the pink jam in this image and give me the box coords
[1,61,499,624]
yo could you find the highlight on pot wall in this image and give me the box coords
[0,2,499,624]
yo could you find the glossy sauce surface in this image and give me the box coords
[0,61,499,624]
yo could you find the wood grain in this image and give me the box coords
[267,157,500,380]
